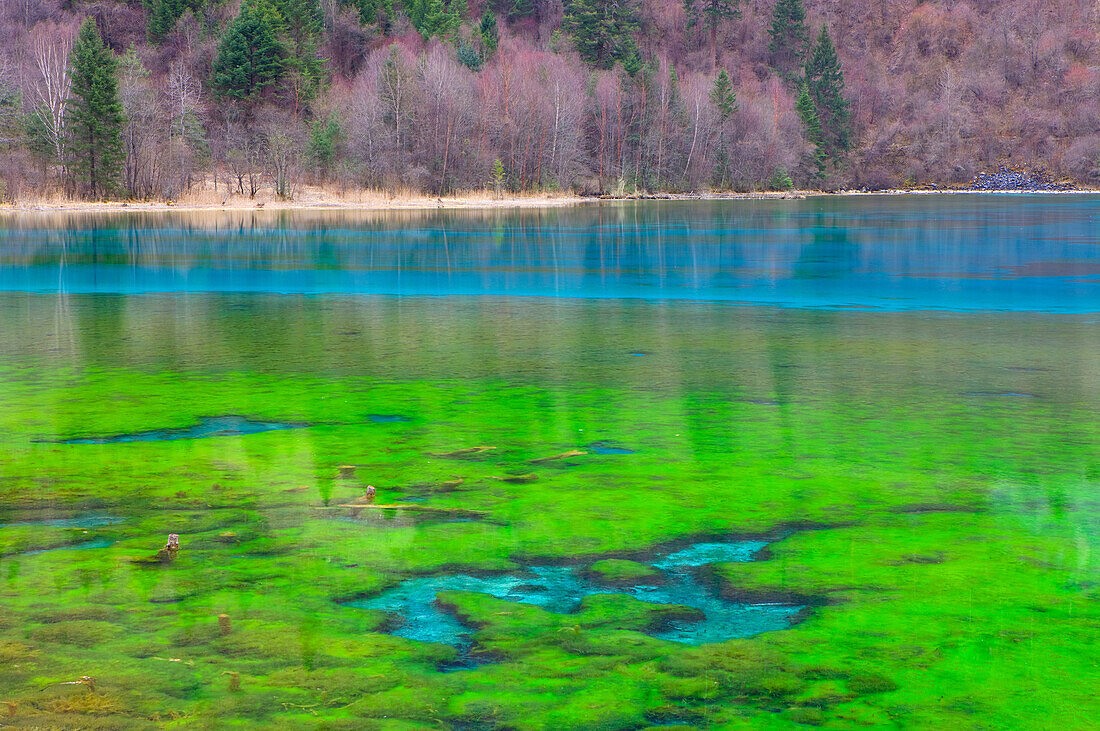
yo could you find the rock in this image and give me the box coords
[968,166,1075,191]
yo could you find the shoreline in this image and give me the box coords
[1,187,1098,215]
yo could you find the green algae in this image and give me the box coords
[0,295,1097,729]
[586,559,662,586]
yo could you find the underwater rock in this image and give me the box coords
[337,465,357,479]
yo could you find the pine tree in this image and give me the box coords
[710,68,737,119]
[509,0,534,21]
[683,0,739,71]
[768,0,808,80]
[480,9,499,57]
[273,0,327,111]
[344,0,392,27]
[804,25,850,157]
[795,83,824,179]
[668,65,685,123]
[407,0,463,39]
[147,0,203,43]
[490,158,506,197]
[66,19,125,199]
[563,0,640,70]
[309,114,342,173]
[211,1,286,103]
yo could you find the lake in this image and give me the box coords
[0,196,1097,729]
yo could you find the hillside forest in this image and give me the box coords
[1,0,1099,200]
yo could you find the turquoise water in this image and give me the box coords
[350,538,791,652]
[55,415,308,443]
[1,195,1098,311]
[0,197,1097,729]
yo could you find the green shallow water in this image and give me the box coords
[0,201,1098,730]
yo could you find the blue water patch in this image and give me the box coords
[349,538,800,652]
[54,416,309,444]
[3,196,1099,312]
[0,514,122,529]
[22,538,114,556]
[367,414,411,423]
[586,440,635,455]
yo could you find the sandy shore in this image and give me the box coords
[1,186,1097,215]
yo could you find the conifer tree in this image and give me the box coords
[795,83,824,179]
[274,0,327,111]
[683,0,739,71]
[804,25,850,157]
[66,19,125,199]
[768,0,808,80]
[668,66,685,122]
[309,114,341,173]
[480,9,499,57]
[563,0,640,70]
[407,0,463,39]
[211,2,286,104]
[345,0,392,27]
[509,0,534,21]
[147,0,203,43]
[710,68,737,119]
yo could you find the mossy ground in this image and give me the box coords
[0,295,1097,729]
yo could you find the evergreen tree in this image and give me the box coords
[490,158,506,196]
[768,0,808,80]
[563,0,640,70]
[0,72,19,152]
[211,2,286,104]
[407,0,463,39]
[795,83,824,179]
[509,0,535,21]
[344,0,392,28]
[709,68,736,119]
[668,65,685,123]
[804,25,850,157]
[683,0,739,70]
[66,19,125,199]
[480,8,499,57]
[309,114,342,173]
[273,0,327,111]
[147,0,204,43]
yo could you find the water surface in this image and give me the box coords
[0,197,1096,730]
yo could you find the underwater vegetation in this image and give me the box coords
[0,290,1097,730]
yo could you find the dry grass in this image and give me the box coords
[0,178,590,214]
[40,692,123,715]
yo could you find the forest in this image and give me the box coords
[0,0,1098,200]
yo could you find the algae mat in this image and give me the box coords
[0,199,1098,730]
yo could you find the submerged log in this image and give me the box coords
[528,449,586,464]
[489,473,539,484]
[217,614,232,636]
[429,446,496,458]
[152,534,180,562]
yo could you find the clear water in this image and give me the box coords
[0,197,1097,729]
[21,537,115,555]
[53,415,308,444]
[0,514,122,529]
[1,196,1097,311]
[350,538,789,650]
